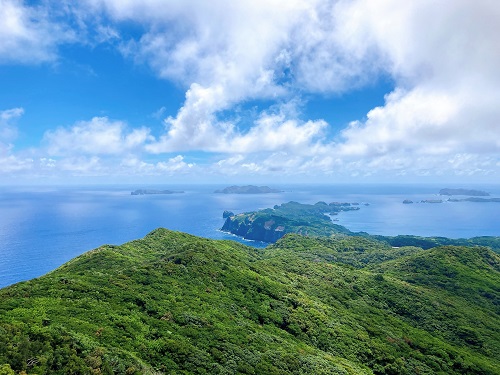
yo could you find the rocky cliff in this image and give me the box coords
[221,214,288,242]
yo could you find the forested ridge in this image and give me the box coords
[1,229,499,374]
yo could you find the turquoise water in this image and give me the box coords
[0,184,499,288]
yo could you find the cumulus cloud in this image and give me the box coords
[3,0,500,180]
[331,0,500,162]
[0,0,76,64]
[338,88,459,157]
[87,0,499,179]
[146,99,327,154]
[89,0,335,157]
[44,117,152,156]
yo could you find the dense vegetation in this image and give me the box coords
[371,234,500,252]
[221,201,500,252]
[1,229,499,374]
[221,201,358,242]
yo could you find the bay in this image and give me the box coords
[0,183,499,288]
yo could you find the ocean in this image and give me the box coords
[0,183,499,288]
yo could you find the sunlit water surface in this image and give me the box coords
[0,184,498,288]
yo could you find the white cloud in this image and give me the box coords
[145,83,232,153]
[331,0,500,162]
[0,107,23,122]
[39,157,56,169]
[337,88,459,157]
[3,1,500,181]
[157,155,193,171]
[0,107,34,174]
[58,156,103,174]
[95,24,120,43]
[0,0,76,64]
[146,100,327,154]
[151,106,167,119]
[120,155,194,175]
[216,154,245,168]
[90,0,500,178]
[90,0,331,156]
[0,107,23,145]
[0,107,24,157]
[228,113,326,154]
[44,117,152,156]
[0,154,33,173]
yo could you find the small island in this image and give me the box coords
[214,185,283,194]
[439,188,489,196]
[420,199,443,204]
[131,189,184,195]
[403,188,497,204]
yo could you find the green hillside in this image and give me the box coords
[220,201,500,251]
[1,229,499,374]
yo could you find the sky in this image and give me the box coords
[0,0,499,185]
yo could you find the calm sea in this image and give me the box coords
[1,184,499,288]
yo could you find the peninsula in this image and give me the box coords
[214,185,282,194]
[221,201,359,242]
[222,201,500,251]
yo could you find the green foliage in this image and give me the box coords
[221,201,500,253]
[221,201,355,242]
[1,229,499,374]
[372,234,500,252]
[0,364,15,375]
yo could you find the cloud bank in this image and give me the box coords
[0,0,499,181]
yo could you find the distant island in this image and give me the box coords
[448,197,500,203]
[402,188,496,204]
[214,185,283,194]
[404,197,499,204]
[439,188,489,196]
[131,189,184,195]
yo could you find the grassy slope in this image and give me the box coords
[0,229,499,375]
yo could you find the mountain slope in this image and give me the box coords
[0,229,499,374]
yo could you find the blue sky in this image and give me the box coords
[0,0,499,184]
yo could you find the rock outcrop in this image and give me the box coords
[222,210,235,218]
